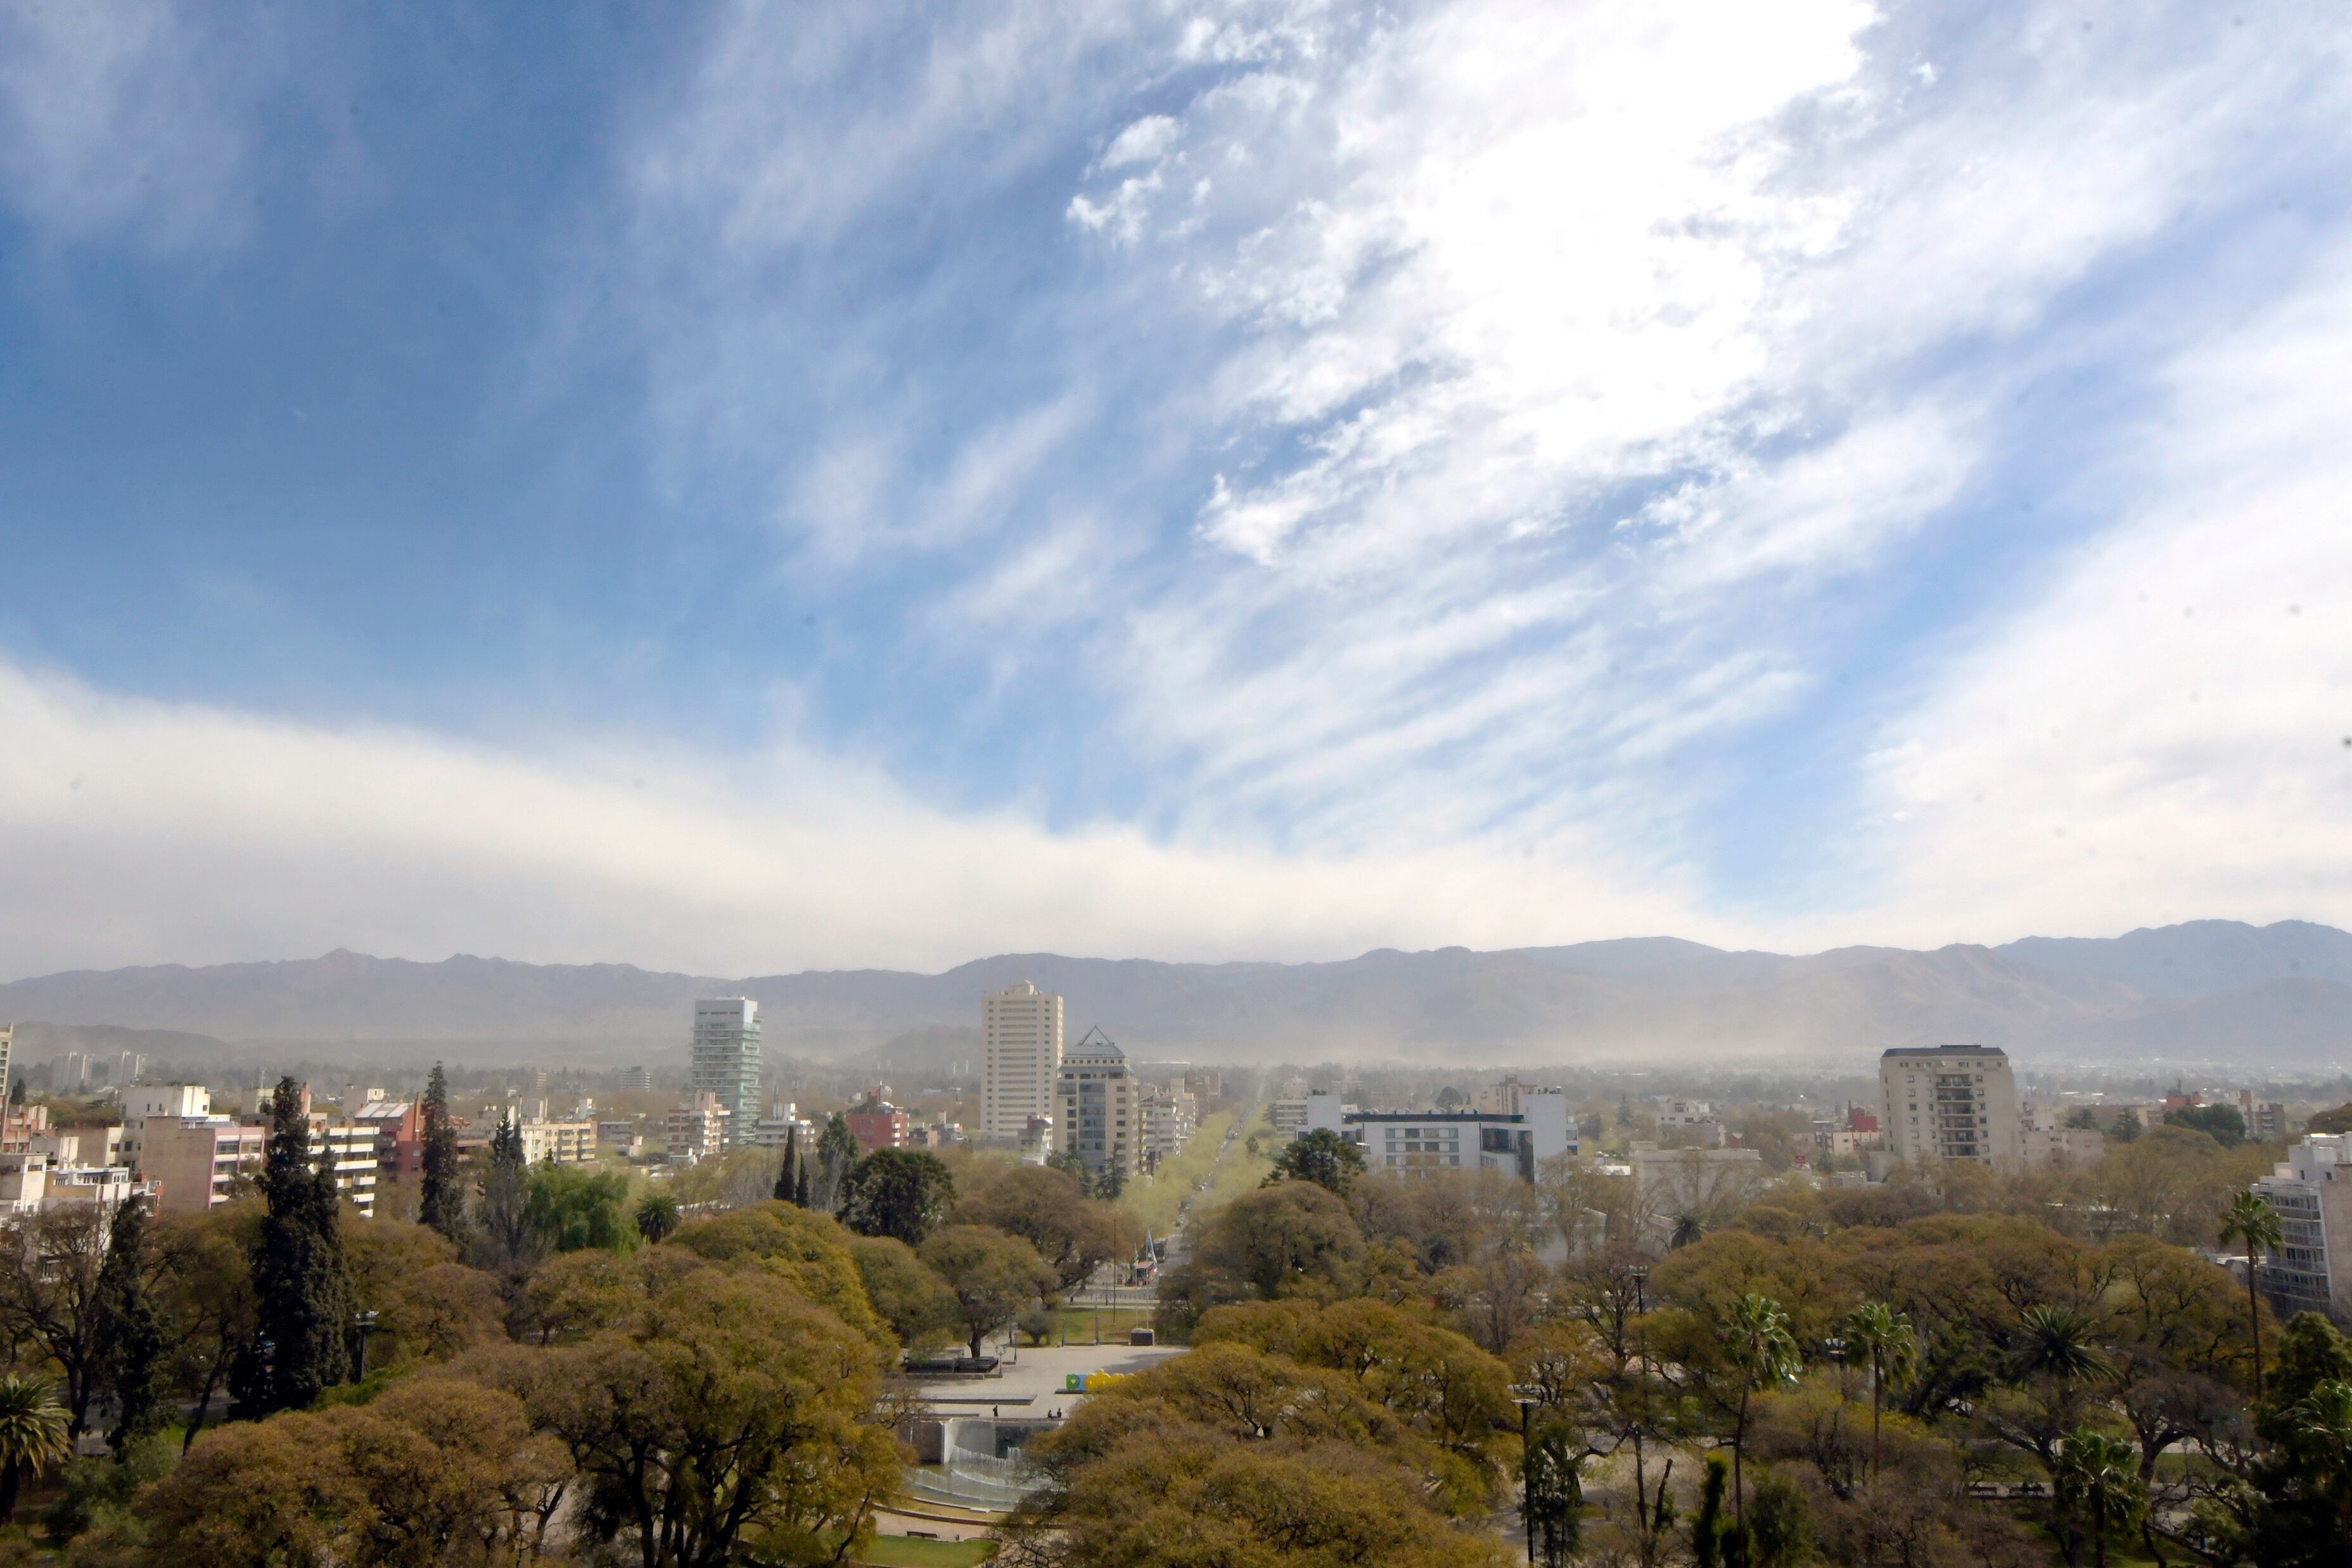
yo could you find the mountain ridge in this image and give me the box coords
[2,921,2345,1069]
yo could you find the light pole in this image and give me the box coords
[1510,1384,1543,1567]
[1628,1263,1649,1315]
[353,1311,380,1380]
[1822,1334,1848,1402]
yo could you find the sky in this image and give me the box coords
[1,0,2348,979]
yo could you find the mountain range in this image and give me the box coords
[3,920,2348,1072]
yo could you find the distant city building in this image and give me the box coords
[620,1066,653,1092]
[1479,1076,1540,1116]
[1182,1068,1222,1107]
[1139,1081,1198,1170]
[1269,1099,1312,1138]
[845,1090,911,1152]
[665,1093,731,1163]
[597,1119,644,1156]
[2254,1135,2352,1323]
[689,998,762,1149]
[141,1118,268,1214]
[0,1024,11,1105]
[2018,1100,2104,1168]
[2240,1092,2289,1142]
[1309,1089,1575,1182]
[749,1101,815,1150]
[1879,1045,2023,1167]
[350,1098,423,1176]
[1058,1028,1137,1183]
[982,983,1063,1142]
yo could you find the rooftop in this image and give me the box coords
[1881,1043,2007,1059]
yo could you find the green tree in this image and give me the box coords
[2010,1303,2114,1384]
[0,1374,71,1523]
[632,1190,681,1245]
[2218,1190,2285,1399]
[836,1149,956,1247]
[1722,1292,1801,1527]
[957,1164,1139,1290]
[92,1194,169,1455]
[1523,1412,1583,1567]
[418,1062,464,1244]
[846,1236,960,1350]
[1263,1128,1366,1195]
[0,1204,113,1436]
[1746,1470,1813,1567]
[2166,1103,2246,1146]
[1670,1211,1708,1249]
[1691,1451,1732,1568]
[2054,1429,2147,1568]
[525,1166,634,1252]
[1841,1300,1917,1479]
[920,1225,1057,1358]
[238,1076,355,1415]
[2285,1379,2352,1553]
[775,1125,800,1205]
[471,1112,537,1273]
[814,1112,859,1211]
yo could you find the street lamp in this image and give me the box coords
[1822,1334,1848,1401]
[1509,1384,1544,1567]
[353,1311,380,1380]
[1627,1263,1650,1314]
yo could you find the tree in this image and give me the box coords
[2054,1429,2146,1568]
[496,1259,901,1568]
[2285,1379,2352,1553]
[1263,1128,1366,1195]
[157,1202,259,1451]
[0,1374,71,1524]
[847,1236,960,1350]
[1670,1211,1708,1249]
[776,1125,800,1205]
[471,1112,538,1275]
[1691,1451,1732,1568]
[418,1062,464,1244]
[1746,1470,1813,1568]
[2010,1303,2114,1385]
[836,1149,956,1247]
[633,1191,681,1245]
[957,1164,1139,1290]
[2307,1104,2352,1137]
[1522,1412,1583,1567]
[1194,1181,1367,1301]
[2218,1190,2284,1399]
[1722,1292,1801,1529]
[920,1225,1057,1358]
[1841,1300,1917,1479]
[92,1194,170,1455]
[239,1077,357,1415]
[814,1112,858,1212]
[2166,1103,2246,1146]
[525,1166,634,1252]
[0,1204,112,1436]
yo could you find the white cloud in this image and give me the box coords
[0,2,289,253]
[0,659,1716,979]
[1863,255,2352,942]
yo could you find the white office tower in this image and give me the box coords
[689,998,762,1149]
[1879,1044,2022,1168]
[982,982,1063,1141]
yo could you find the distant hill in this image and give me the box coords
[1,921,2346,1069]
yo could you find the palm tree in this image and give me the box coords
[1843,1300,1918,1479]
[1723,1292,1801,1527]
[2009,1303,2114,1385]
[2216,1190,2284,1400]
[1669,1212,1708,1249]
[2053,1429,2145,1568]
[2289,1379,2352,1558]
[0,1374,71,1523]
[634,1190,681,1244]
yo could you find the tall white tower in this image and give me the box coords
[690,998,762,1148]
[981,982,1063,1141]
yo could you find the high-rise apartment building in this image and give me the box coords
[2254,1134,2352,1322]
[982,982,1063,1142]
[1057,1028,1137,1183]
[1879,1044,2022,1167]
[689,998,762,1149]
[0,1024,11,1107]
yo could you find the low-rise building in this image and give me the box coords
[140,1118,269,1214]
[2019,1100,2105,1168]
[748,1102,815,1149]
[1307,1089,1575,1181]
[665,1093,730,1163]
[516,1118,597,1166]
[1269,1099,1311,1138]
[1629,1142,1767,1214]
[350,1099,423,1176]
[2254,1135,2352,1324]
[845,1090,912,1152]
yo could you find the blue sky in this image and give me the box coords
[2,1,2348,977]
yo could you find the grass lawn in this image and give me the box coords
[1044,1303,1157,1344]
[853,1534,998,1567]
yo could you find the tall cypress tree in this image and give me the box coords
[418,1061,464,1242]
[236,1078,354,1415]
[793,1152,811,1208]
[774,1125,800,1204]
[92,1195,167,1456]
[815,1112,858,1213]
[473,1112,534,1269]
